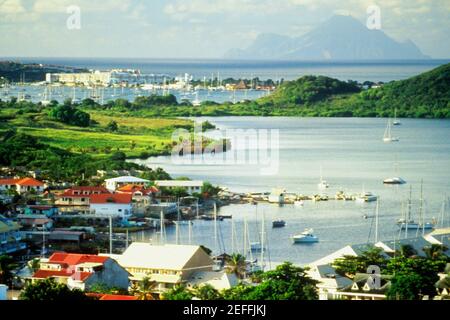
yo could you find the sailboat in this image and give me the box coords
[383,119,399,143]
[318,166,330,190]
[384,160,406,185]
[397,183,435,231]
[393,109,401,126]
[192,91,201,106]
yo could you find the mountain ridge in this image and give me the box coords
[226,15,429,60]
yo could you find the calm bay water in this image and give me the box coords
[132,117,450,266]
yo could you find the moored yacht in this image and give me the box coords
[356,192,378,203]
[272,220,286,228]
[384,177,406,185]
[292,229,319,244]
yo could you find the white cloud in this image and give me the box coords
[0,0,25,14]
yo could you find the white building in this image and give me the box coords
[89,194,133,219]
[154,180,204,195]
[105,243,214,293]
[104,176,150,192]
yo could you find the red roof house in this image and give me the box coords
[31,253,130,291]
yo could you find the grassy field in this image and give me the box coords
[0,108,193,158]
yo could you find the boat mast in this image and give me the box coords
[176,198,180,245]
[214,202,218,255]
[406,186,412,239]
[260,211,266,271]
[243,218,248,258]
[375,199,379,243]
[160,210,165,245]
[419,179,424,236]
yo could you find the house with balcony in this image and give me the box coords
[105,243,214,294]
[0,215,26,255]
[55,187,111,206]
[154,180,203,195]
[89,194,133,219]
[30,253,130,291]
[0,177,46,195]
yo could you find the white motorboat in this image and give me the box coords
[384,177,406,185]
[292,229,319,244]
[356,192,378,203]
[294,200,304,207]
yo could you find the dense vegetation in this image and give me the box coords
[20,278,91,301]
[162,262,319,301]
[94,63,449,118]
[333,245,449,300]
[48,100,91,127]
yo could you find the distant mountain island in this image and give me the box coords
[226,15,429,60]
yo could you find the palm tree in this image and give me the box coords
[225,253,247,279]
[423,244,448,260]
[130,277,158,300]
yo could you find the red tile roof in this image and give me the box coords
[33,269,71,279]
[16,178,44,187]
[32,253,110,282]
[117,184,159,195]
[99,295,139,301]
[0,179,19,185]
[90,193,133,204]
[48,253,109,265]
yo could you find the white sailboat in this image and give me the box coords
[383,119,399,142]
[393,109,401,126]
[318,166,330,190]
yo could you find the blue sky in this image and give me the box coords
[0,0,449,58]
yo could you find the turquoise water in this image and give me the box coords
[132,117,450,266]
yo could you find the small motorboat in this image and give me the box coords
[294,200,304,207]
[384,177,407,185]
[292,229,319,244]
[356,192,378,203]
[250,242,263,252]
[272,220,287,228]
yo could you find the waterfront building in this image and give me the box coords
[0,177,46,195]
[105,176,150,192]
[186,271,239,292]
[55,186,111,206]
[0,215,26,255]
[154,180,203,195]
[307,264,353,300]
[105,243,214,293]
[335,274,393,300]
[116,184,160,204]
[89,193,133,219]
[30,253,130,291]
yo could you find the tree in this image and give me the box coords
[0,255,17,287]
[201,182,221,199]
[20,278,90,301]
[387,274,424,300]
[246,262,318,300]
[162,284,193,301]
[130,277,158,300]
[225,254,247,279]
[106,120,119,132]
[423,244,448,260]
[333,247,387,277]
[193,284,221,300]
